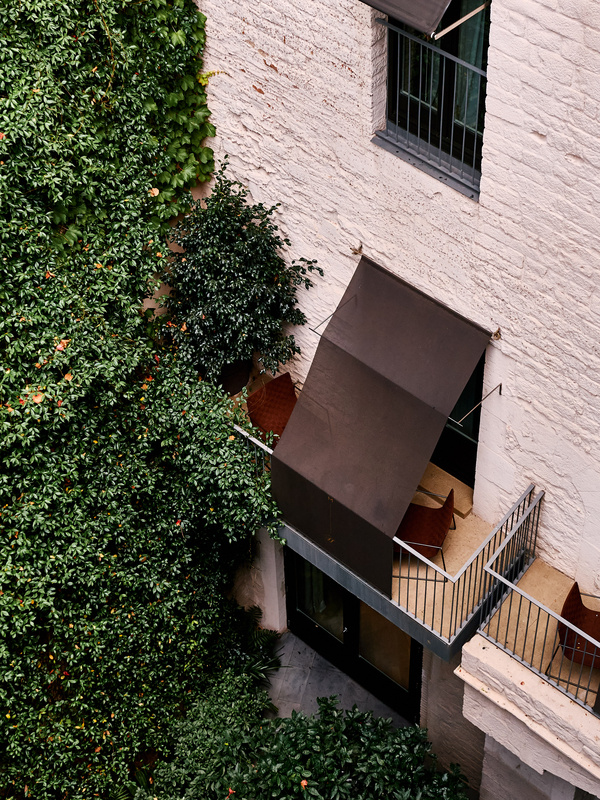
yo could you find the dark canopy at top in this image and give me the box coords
[359,0,452,36]
[272,257,490,596]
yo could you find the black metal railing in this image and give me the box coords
[230,430,599,713]
[377,20,487,193]
[479,492,600,717]
[393,485,536,643]
[233,423,272,477]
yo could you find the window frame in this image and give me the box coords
[374,1,491,198]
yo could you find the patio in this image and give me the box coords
[392,481,539,648]
[267,631,408,726]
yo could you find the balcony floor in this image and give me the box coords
[483,559,600,709]
[393,494,493,640]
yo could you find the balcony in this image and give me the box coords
[237,407,600,716]
[478,491,600,717]
[391,482,537,657]
[234,423,540,661]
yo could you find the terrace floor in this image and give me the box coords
[392,473,493,640]
[482,559,600,709]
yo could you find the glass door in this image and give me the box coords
[358,602,412,690]
[285,551,422,722]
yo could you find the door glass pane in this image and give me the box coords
[297,561,344,642]
[359,603,411,690]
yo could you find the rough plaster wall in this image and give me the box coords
[420,649,485,793]
[196,0,600,588]
[231,529,288,632]
[480,737,579,800]
[459,636,600,796]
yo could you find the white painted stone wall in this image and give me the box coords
[479,737,579,800]
[231,528,287,632]
[196,0,600,593]
[421,649,486,793]
[458,635,600,798]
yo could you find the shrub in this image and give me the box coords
[163,161,323,381]
[153,686,468,800]
[0,352,280,797]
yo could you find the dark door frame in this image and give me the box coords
[284,549,422,723]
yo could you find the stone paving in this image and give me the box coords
[267,631,408,727]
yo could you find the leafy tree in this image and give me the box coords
[153,678,469,800]
[163,161,322,381]
[0,1,279,797]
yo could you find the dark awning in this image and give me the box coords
[360,0,452,36]
[272,257,490,597]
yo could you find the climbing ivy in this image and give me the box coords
[0,1,280,797]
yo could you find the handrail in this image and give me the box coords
[453,484,535,581]
[487,579,600,657]
[479,489,600,715]
[393,485,538,643]
[482,490,600,655]
[232,423,273,454]
[392,535,453,580]
[483,491,544,578]
[394,484,536,584]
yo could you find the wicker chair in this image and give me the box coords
[246,372,297,447]
[395,489,455,571]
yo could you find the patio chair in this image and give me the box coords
[555,581,600,670]
[246,371,297,448]
[394,489,455,573]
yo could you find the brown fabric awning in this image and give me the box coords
[272,257,490,596]
[360,0,452,36]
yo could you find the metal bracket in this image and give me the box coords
[309,294,357,337]
[433,1,490,40]
[448,382,502,428]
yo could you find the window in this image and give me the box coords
[431,353,485,487]
[376,0,491,196]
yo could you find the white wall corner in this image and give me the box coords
[479,736,579,800]
[255,528,288,632]
[368,9,387,135]
[456,635,600,798]
[231,528,288,633]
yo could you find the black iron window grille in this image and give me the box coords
[377,1,490,196]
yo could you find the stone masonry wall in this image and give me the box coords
[479,737,579,800]
[421,649,486,794]
[459,635,600,797]
[196,0,600,588]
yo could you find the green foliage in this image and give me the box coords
[163,160,323,380]
[0,1,282,797]
[153,687,468,800]
[0,0,214,238]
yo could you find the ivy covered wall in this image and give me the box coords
[0,2,278,796]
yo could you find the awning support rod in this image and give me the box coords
[433,1,490,40]
[448,382,502,427]
[310,294,357,336]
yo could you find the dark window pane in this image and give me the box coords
[359,602,412,689]
[296,561,344,641]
